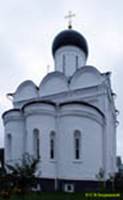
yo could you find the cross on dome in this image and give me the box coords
[65,11,75,29]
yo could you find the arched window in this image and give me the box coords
[50,131,56,159]
[63,54,66,73]
[7,134,12,160]
[33,129,40,160]
[74,130,81,160]
[76,56,79,69]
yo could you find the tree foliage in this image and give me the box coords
[0,153,40,199]
[6,153,39,178]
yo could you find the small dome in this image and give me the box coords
[52,29,88,57]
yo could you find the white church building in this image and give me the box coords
[2,25,118,191]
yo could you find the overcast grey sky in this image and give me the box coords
[0,0,123,158]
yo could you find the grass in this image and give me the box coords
[0,192,123,200]
[0,193,83,200]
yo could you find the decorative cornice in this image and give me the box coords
[60,101,105,118]
[3,115,23,125]
[2,109,20,119]
[60,110,104,126]
[22,100,56,111]
[23,110,56,118]
[3,97,106,129]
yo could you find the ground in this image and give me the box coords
[0,192,122,200]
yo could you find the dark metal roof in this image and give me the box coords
[52,29,88,57]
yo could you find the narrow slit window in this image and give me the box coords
[74,130,81,160]
[50,131,55,159]
[33,129,40,160]
[75,138,80,159]
[76,56,79,69]
[7,134,12,160]
[63,54,66,73]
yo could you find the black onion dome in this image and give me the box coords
[52,29,88,57]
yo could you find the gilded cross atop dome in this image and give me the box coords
[65,11,75,29]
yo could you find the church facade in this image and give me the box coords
[2,27,117,192]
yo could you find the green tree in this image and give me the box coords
[0,153,40,198]
[6,153,40,193]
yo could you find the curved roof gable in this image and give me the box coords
[70,65,103,90]
[14,80,38,102]
[39,71,68,97]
